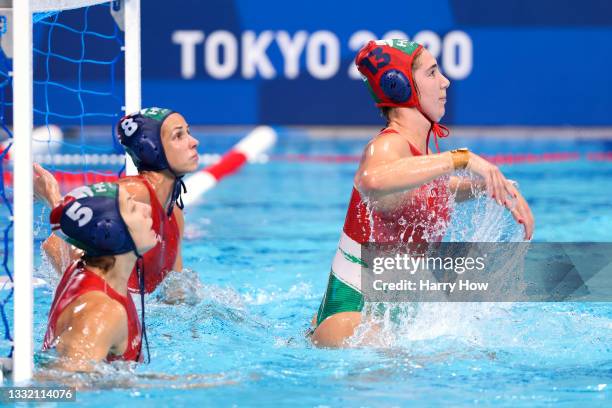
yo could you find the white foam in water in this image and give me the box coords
[155,269,245,309]
[35,351,237,390]
[242,282,314,306]
[156,268,316,309]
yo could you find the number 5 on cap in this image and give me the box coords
[65,202,93,227]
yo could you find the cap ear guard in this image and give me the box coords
[86,217,132,255]
[379,69,411,104]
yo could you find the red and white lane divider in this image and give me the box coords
[182,125,277,206]
[587,152,612,161]
[21,153,260,167]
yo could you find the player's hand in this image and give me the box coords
[33,163,62,208]
[505,183,535,240]
[466,153,515,206]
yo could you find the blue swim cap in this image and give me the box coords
[117,107,174,172]
[117,107,188,216]
[50,182,137,257]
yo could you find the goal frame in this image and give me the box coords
[7,0,141,383]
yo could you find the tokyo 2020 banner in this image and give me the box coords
[138,0,612,125]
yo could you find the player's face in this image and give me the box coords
[161,113,199,176]
[118,186,157,254]
[413,49,450,122]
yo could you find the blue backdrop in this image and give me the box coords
[32,0,612,126]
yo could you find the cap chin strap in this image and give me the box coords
[425,122,450,154]
[134,250,150,364]
[166,170,187,217]
[417,107,449,154]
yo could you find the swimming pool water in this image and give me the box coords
[7,131,612,406]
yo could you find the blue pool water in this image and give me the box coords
[5,131,612,406]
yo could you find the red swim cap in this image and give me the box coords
[356,39,449,153]
[356,39,424,109]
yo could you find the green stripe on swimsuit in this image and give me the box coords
[316,271,364,326]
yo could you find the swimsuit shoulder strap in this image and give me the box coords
[376,127,422,156]
[377,127,399,136]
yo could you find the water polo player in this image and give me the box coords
[42,182,157,370]
[310,39,534,347]
[35,107,199,294]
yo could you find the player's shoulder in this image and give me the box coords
[117,176,151,204]
[60,291,127,336]
[363,129,413,161]
[78,292,127,323]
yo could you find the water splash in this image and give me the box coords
[447,173,524,242]
[351,174,529,349]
